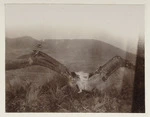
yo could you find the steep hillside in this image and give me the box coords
[6,37,136,112]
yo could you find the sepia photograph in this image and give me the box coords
[5,4,145,113]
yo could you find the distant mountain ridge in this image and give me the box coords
[6,36,38,49]
[6,36,136,72]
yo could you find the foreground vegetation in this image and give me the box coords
[6,66,134,112]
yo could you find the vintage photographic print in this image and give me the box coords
[5,4,145,113]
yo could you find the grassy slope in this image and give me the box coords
[6,67,134,112]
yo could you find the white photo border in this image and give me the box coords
[0,0,149,117]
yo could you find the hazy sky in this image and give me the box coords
[5,4,144,53]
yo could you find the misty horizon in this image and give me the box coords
[5,4,144,54]
[6,35,141,54]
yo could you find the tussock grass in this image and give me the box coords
[6,66,134,112]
